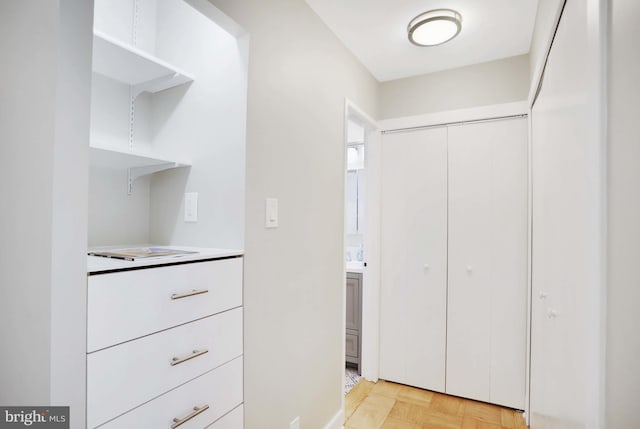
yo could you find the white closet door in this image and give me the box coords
[379,127,448,392]
[446,118,527,409]
[530,0,601,425]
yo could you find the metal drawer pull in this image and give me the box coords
[171,349,209,366]
[171,404,210,428]
[171,289,209,300]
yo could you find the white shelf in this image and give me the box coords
[92,30,194,95]
[90,144,190,170]
[90,144,191,193]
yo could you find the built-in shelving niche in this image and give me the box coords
[88,0,247,250]
[90,30,194,193]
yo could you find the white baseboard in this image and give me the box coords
[324,407,345,429]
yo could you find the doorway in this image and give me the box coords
[345,121,365,394]
[343,100,380,398]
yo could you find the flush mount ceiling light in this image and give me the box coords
[408,9,462,47]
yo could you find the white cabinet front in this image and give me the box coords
[86,255,244,428]
[87,308,242,428]
[97,356,243,429]
[208,405,243,429]
[87,258,243,352]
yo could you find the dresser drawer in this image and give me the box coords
[97,356,243,429]
[87,257,242,352]
[208,405,243,429]
[87,308,242,428]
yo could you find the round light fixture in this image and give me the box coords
[408,9,462,47]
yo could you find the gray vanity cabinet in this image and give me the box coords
[346,272,362,370]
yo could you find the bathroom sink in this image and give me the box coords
[346,261,364,273]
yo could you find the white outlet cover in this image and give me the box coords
[184,192,198,222]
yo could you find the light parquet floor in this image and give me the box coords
[345,379,528,429]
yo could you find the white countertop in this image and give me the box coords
[346,261,364,274]
[87,246,243,274]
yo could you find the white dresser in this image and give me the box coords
[86,248,244,428]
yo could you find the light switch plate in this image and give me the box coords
[290,416,300,429]
[265,198,278,228]
[184,192,198,222]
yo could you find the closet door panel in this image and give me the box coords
[379,127,448,392]
[446,124,493,402]
[447,118,527,408]
[487,119,528,408]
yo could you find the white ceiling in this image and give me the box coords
[304,0,539,82]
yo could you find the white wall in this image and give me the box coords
[0,1,92,426]
[89,167,151,246]
[0,0,57,406]
[208,0,379,427]
[150,0,247,249]
[606,0,640,427]
[379,55,529,119]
